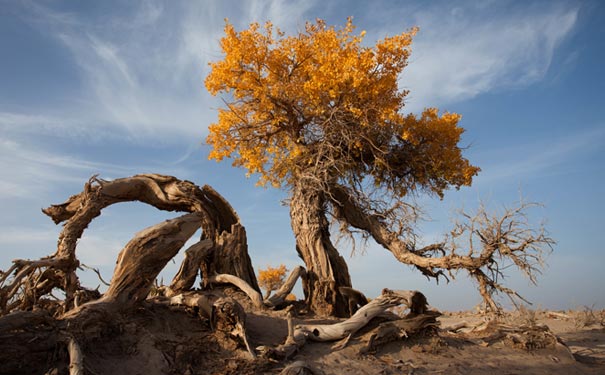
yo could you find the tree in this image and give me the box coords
[258,264,288,299]
[205,18,552,315]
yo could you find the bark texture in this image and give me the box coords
[104,212,202,304]
[290,185,351,317]
[0,174,258,315]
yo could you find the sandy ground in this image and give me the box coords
[2,296,603,375]
[245,309,605,375]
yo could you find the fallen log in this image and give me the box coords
[359,311,441,354]
[298,289,424,342]
[263,288,431,359]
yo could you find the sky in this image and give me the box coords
[0,0,603,311]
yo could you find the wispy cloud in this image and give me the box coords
[0,134,194,198]
[9,1,579,142]
[11,0,319,143]
[476,126,605,184]
[395,2,579,111]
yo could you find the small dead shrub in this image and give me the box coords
[516,305,539,327]
[573,305,605,329]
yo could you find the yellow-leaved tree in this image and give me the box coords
[205,18,552,316]
[258,264,288,300]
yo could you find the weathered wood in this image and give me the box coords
[170,292,257,359]
[359,311,441,354]
[208,274,264,309]
[168,239,213,295]
[298,289,423,342]
[103,213,202,304]
[265,289,429,359]
[210,223,260,292]
[290,185,351,317]
[265,266,307,308]
[1,174,259,315]
[68,338,85,375]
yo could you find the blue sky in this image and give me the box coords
[1,0,603,311]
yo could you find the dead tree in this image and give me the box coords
[0,174,259,316]
[0,174,267,372]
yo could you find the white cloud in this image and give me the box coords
[396,3,579,111]
[11,1,579,142]
[11,0,319,143]
[0,134,195,198]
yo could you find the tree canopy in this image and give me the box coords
[205,18,479,197]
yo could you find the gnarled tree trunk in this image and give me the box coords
[290,185,351,317]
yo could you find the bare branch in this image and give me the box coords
[330,184,555,312]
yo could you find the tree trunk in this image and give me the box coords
[289,185,351,317]
[104,212,203,304]
[200,186,260,292]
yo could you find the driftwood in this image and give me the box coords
[209,274,264,309]
[265,266,307,308]
[263,289,431,359]
[203,267,307,311]
[298,289,424,342]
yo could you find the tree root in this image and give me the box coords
[168,291,257,358]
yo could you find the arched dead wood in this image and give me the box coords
[0,174,258,315]
[201,267,307,310]
[208,274,264,309]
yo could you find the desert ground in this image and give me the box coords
[6,287,601,375]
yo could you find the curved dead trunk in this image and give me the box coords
[1,174,258,315]
[104,212,203,304]
[290,185,351,317]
